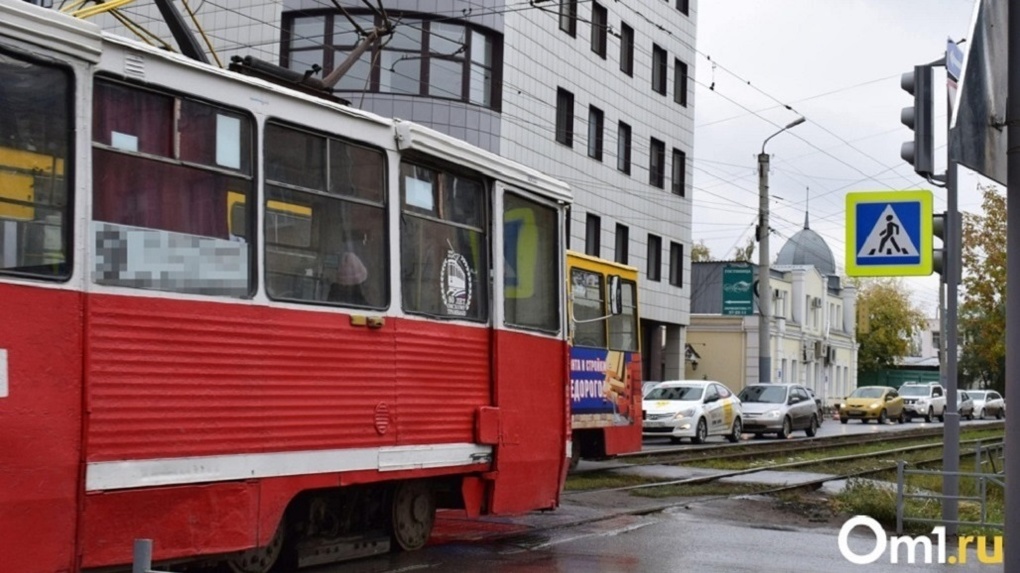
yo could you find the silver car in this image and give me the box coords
[738,383,820,439]
[968,390,1006,419]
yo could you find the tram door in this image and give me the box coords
[489,187,568,513]
[0,44,84,572]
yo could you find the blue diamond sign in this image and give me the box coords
[846,190,933,277]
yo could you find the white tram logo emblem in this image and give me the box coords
[440,249,472,316]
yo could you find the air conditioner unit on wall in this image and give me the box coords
[811,297,823,309]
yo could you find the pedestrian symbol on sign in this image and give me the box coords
[856,204,920,262]
[846,191,932,277]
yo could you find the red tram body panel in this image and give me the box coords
[0,284,84,573]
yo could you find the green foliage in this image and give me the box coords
[855,279,927,373]
[733,237,755,262]
[960,183,1006,394]
[834,479,900,524]
[834,467,1005,537]
[691,239,713,262]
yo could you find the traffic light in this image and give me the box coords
[901,64,934,177]
[932,211,945,278]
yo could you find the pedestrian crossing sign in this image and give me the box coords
[846,190,933,277]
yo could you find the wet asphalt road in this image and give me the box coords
[311,501,995,573]
[304,419,1005,572]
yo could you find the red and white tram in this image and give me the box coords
[0,1,572,570]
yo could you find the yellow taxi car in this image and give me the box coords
[839,385,906,424]
[642,380,743,444]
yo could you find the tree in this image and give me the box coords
[732,237,755,262]
[691,240,712,262]
[959,183,1006,393]
[855,279,927,373]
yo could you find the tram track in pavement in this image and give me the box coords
[566,422,1005,498]
[614,421,1004,468]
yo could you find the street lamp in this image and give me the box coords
[758,116,806,383]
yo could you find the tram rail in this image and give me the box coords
[616,421,1004,468]
[567,421,1005,498]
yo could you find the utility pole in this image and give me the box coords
[757,117,805,383]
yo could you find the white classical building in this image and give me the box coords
[687,214,858,406]
[92,0,698,382]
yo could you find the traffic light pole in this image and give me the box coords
[942,155,960,537]
[903,55,960,535]
[1005,3,1020,570]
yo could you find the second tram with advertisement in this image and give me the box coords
[566,251,642,468]
[0,1,574,570]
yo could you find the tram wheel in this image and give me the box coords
[391,481,436,551]
[227,519,286,573]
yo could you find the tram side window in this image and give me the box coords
[504,193,559,332]
[91,80,254,297]
[400,161,488,321]
[608,280,638,351]
[571,268,606,347]
[264,122,387,308]
[0,50,72,279]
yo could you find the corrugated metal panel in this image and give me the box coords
[86,294,398,461]
[394,320,490,443]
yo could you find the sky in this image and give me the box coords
[692,0,988,315]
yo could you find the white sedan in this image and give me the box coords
[642,380,743,444]
[968,390,1006,419]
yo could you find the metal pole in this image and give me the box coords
[1005,0,1020,569]
[756,117,805,384]
[758,151,772,383]
[133,539,153,573]
[942,155,960,536]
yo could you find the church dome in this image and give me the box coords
[775,212,836,275]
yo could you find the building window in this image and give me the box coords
[585,213,601,257]
[283,13,502,110]
[671,148,686,196]
[651,44,667,95]
[669,241,683,287]
[649,137,665,188]
[615,223,629,264]
[677,0,689,15]
[619,23,634,76]
[560,0,577,37]
[617,121,631,174]
[674,58,688,106]
[647,234,661,281]
[556,87,574,147]
[591,2,607,58]
[587,105,604,161]
[932,331,941,351]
